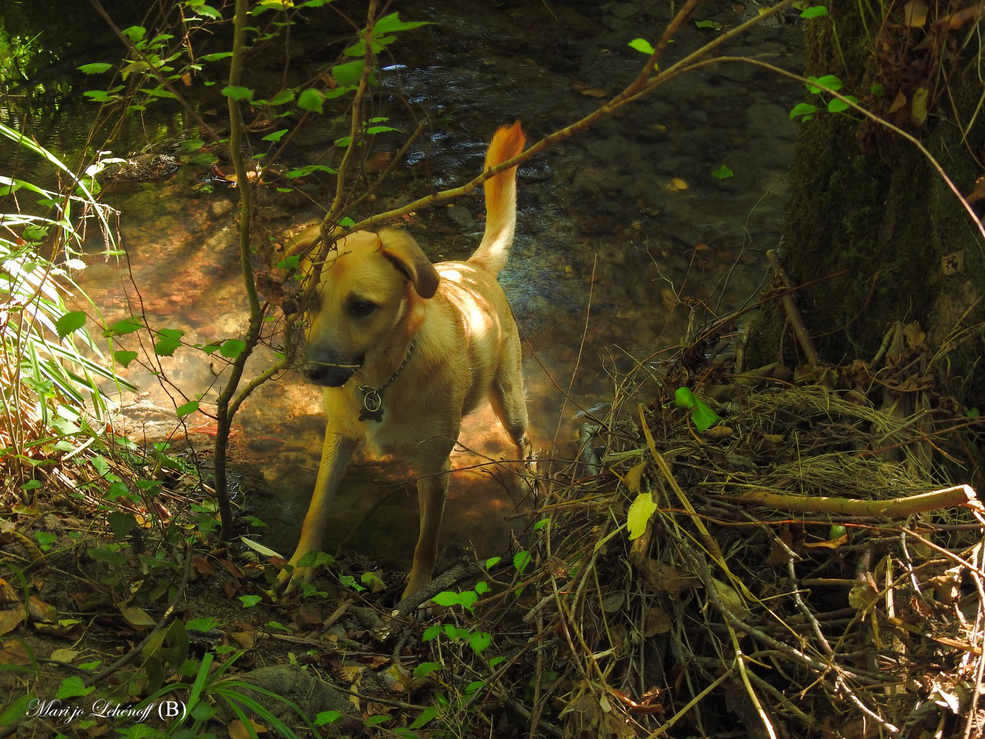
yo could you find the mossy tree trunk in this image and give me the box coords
[749,3,985,407]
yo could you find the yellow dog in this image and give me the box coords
[279,122,531,598]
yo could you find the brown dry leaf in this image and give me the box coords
[623,459,646,494]
[888,91,907,114]
[28,596,56,623]
[119,604,155,630]
[643,605,673,636]
[703,425,733,439]
[297,604,323,627]
[571,82,609,98]
[191,556,214,576]
[0,638,30,665]
[635,557,700,594]
[711,578,751,621]
[231,630,256,649]
[848,582,878,611]
[664,177,688,192]
[0,609,25,638]
[902,322,926,347]
[0,579,19,605]
[903,0,928,26]
[229,717,268,738]
[803,533,849,549]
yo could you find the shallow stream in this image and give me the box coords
[13,0,806,575]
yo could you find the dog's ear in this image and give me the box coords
[377,228,440,299]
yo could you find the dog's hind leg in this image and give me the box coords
[489,340,532,464]
[278,431,358,593]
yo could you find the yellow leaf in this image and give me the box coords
[911,87,929,126]
[664,177,688,192]
[903,0,928,26]
[627,493,657,540]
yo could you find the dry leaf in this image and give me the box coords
[0,609,25,638]
[120,604,156,630]
[664,177,688,192]
[703,425,733,439]
[643,605,673,636]
[634,557,699,593]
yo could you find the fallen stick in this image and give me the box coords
[719,484,982,518]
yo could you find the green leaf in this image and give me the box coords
[176,401,200,419]
[263,129,289,142]
[55,311,87,338]
[789,102,818,119]
[513,550,531,575]
[122,26,147,42]
[0,694,35,726]
[114,350,138,367]
[56,676,94,699]
[268,89,295,106]
[222,85,254,101]
[193,4,223,20]
[413,662,441,678]
[331,60,365,87]
[373,12,431,34]
[238,595,262,607]
[108,511,138,539]
[200,51,234,62]
[315,710,343,726]
[711,165,733,180]
[83,90,120,103]
[432,591,463,607]
[219,339,246,359]
[628,38,655,55]
[409,705,439,730]
[800,5,828,18]
[154,328,184,357]
[469,630,492,654]
[805,74,843,94]
[104,316,143,337]
[421,624,442,642]
[827,98,849,113]
[627,492,656,540]
[695,19,722,30]
[298,88,325,113]
[35,531,57,550]
[79,63,113,74]
[185,618,219,632]
[296,550,334,568]
[690,399,721,431]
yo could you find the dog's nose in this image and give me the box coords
[302,355,358,387]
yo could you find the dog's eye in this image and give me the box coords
[349,299,377,317]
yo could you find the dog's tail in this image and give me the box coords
[469,121,525,276]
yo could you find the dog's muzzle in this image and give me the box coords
[301,352,362,387]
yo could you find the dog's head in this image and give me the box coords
[299,228,439,387]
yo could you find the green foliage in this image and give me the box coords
[673,387,720,431]
[789,73,859,121]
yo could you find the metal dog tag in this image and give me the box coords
[359,387,384,422]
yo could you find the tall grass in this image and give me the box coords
[0,120,134,488]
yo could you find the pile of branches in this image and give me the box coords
[419,370,985,738]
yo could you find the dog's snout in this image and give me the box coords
[302,348,361,387]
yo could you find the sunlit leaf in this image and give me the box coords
[176,401,199,419]
[219,339,246,359]
[298,88,325,113]
[789,102,818,119]
[373,12,431,34]
[628,38,655,54]
[222,85,253,101]
[78,63,112,74]
[627,492,656,540]
[55,311,87,338]
[800,5,828,17]
[104,316,143,337]
[153,328,185,357]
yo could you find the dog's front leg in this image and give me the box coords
[403,455,452,599]
[277,430,357,594]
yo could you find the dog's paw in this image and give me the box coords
[273,563,313,598]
